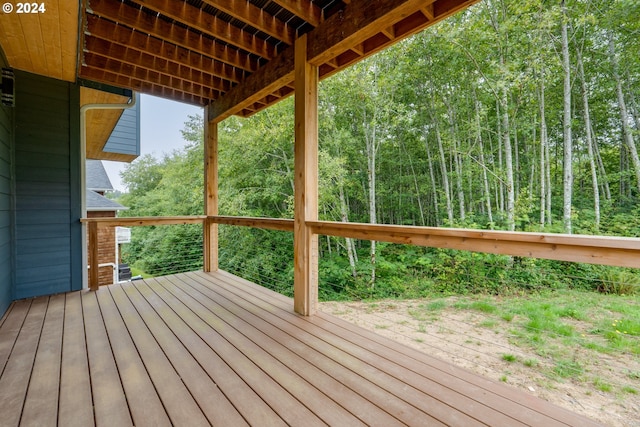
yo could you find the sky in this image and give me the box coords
[102,94,203,191]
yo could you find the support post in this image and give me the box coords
[293,34,319,316]
[204,109,219,272]
[88,221,99,291]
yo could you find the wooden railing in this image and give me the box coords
[82,215,640,291]
[81,216,206,291]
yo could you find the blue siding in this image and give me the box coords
[0,52,12,317]
[103,100,140,156]
[13,71,82,299]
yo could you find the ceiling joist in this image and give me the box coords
[77,0,479,114]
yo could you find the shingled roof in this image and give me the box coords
[86,160,126,212]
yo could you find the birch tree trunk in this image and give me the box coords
[435,118,454,224]
[425,132,441,226]
[561,0,573,234]
[339,184,357,277]
[608,33,640,193]
[539,77,550,226]
[501,84,515,231]
[475,100,493,227]
[576,48,600,228]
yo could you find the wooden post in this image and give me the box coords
[293,34,319,316]
[88,221,99,291]
[204,109,219,272]
[204,111,219,272]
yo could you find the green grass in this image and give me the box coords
[502,354,517,362]
[402,290,639,398]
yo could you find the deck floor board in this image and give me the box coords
[0,271,604,426]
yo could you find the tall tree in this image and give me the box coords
[561,0,573,233]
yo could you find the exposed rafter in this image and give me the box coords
[78,0,479,109]
[200,0,296,44]
[269,0,323,27]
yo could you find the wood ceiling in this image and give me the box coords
[81,0,480,121]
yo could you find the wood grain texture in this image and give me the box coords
[0,272,603,426]
[308,220,640,268]
[293,34,319,316]
[204,117,219,272]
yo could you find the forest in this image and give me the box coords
[117,0,640,300]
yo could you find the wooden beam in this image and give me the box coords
[269,0,323,27]
[306,0,431,65]
[84,38,232,93]
[293,34,318,316]
[82,53,221,100]
[81,217,207,227]
[208,45,295,122]
[88,221,99,291]
[308,221,640,269]
[204,114,219,272]
[128,0,277,59]
[209,0,478,120]
[208,216,294,232]
[200,0,295,44]
[85,15,244,84]
[87,0,260,72]
[79,66,208,106]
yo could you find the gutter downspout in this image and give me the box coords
[80,92,137,290]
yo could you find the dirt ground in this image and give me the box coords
[320,300,640,427]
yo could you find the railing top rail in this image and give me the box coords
[82,214,640,268]
[81,216,207,227]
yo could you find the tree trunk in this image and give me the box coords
[424,131,441,226]
[435,118,454,224]
[561,0,573,234]
[576,48,600,228]
[496,100,505,214]
[539,77,549,226]
[501,85,515,231]
[339,184,357,278]
[366,127,377,288]
[608,33,640,193]
[475,100,493,227]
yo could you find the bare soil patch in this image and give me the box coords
[320,299,640,427]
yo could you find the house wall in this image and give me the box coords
[0,50,14,317]
[87,210,118,286]
[13,70,82,299]
[103,101,140,156]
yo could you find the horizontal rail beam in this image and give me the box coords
[209,215,294,232]
[81,216,207,227]
[308,221,640,268]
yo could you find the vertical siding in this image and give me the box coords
[103,100,140,156]
[0,52,13,316]
[13,71,81,299]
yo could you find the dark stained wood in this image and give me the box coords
[132,279,286,426]
[0,297,47,427]
[129,0,278,59]
[84,37,232,93]
[119,283,249,426]
[81,290,132,427]
[87,0,260,72]
[0,272,603,426]
[270,0,323,27]
[21,294,65,427]
[58,292,94,427]
[146,275,327,427]
[200,0,295,44]
[107,285,210,426]
[85,14,244,84]
[94,288,172,426]
[0,300,31,374]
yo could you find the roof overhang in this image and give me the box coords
[0,0,480,124]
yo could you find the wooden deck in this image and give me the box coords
[0,271,602,426]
